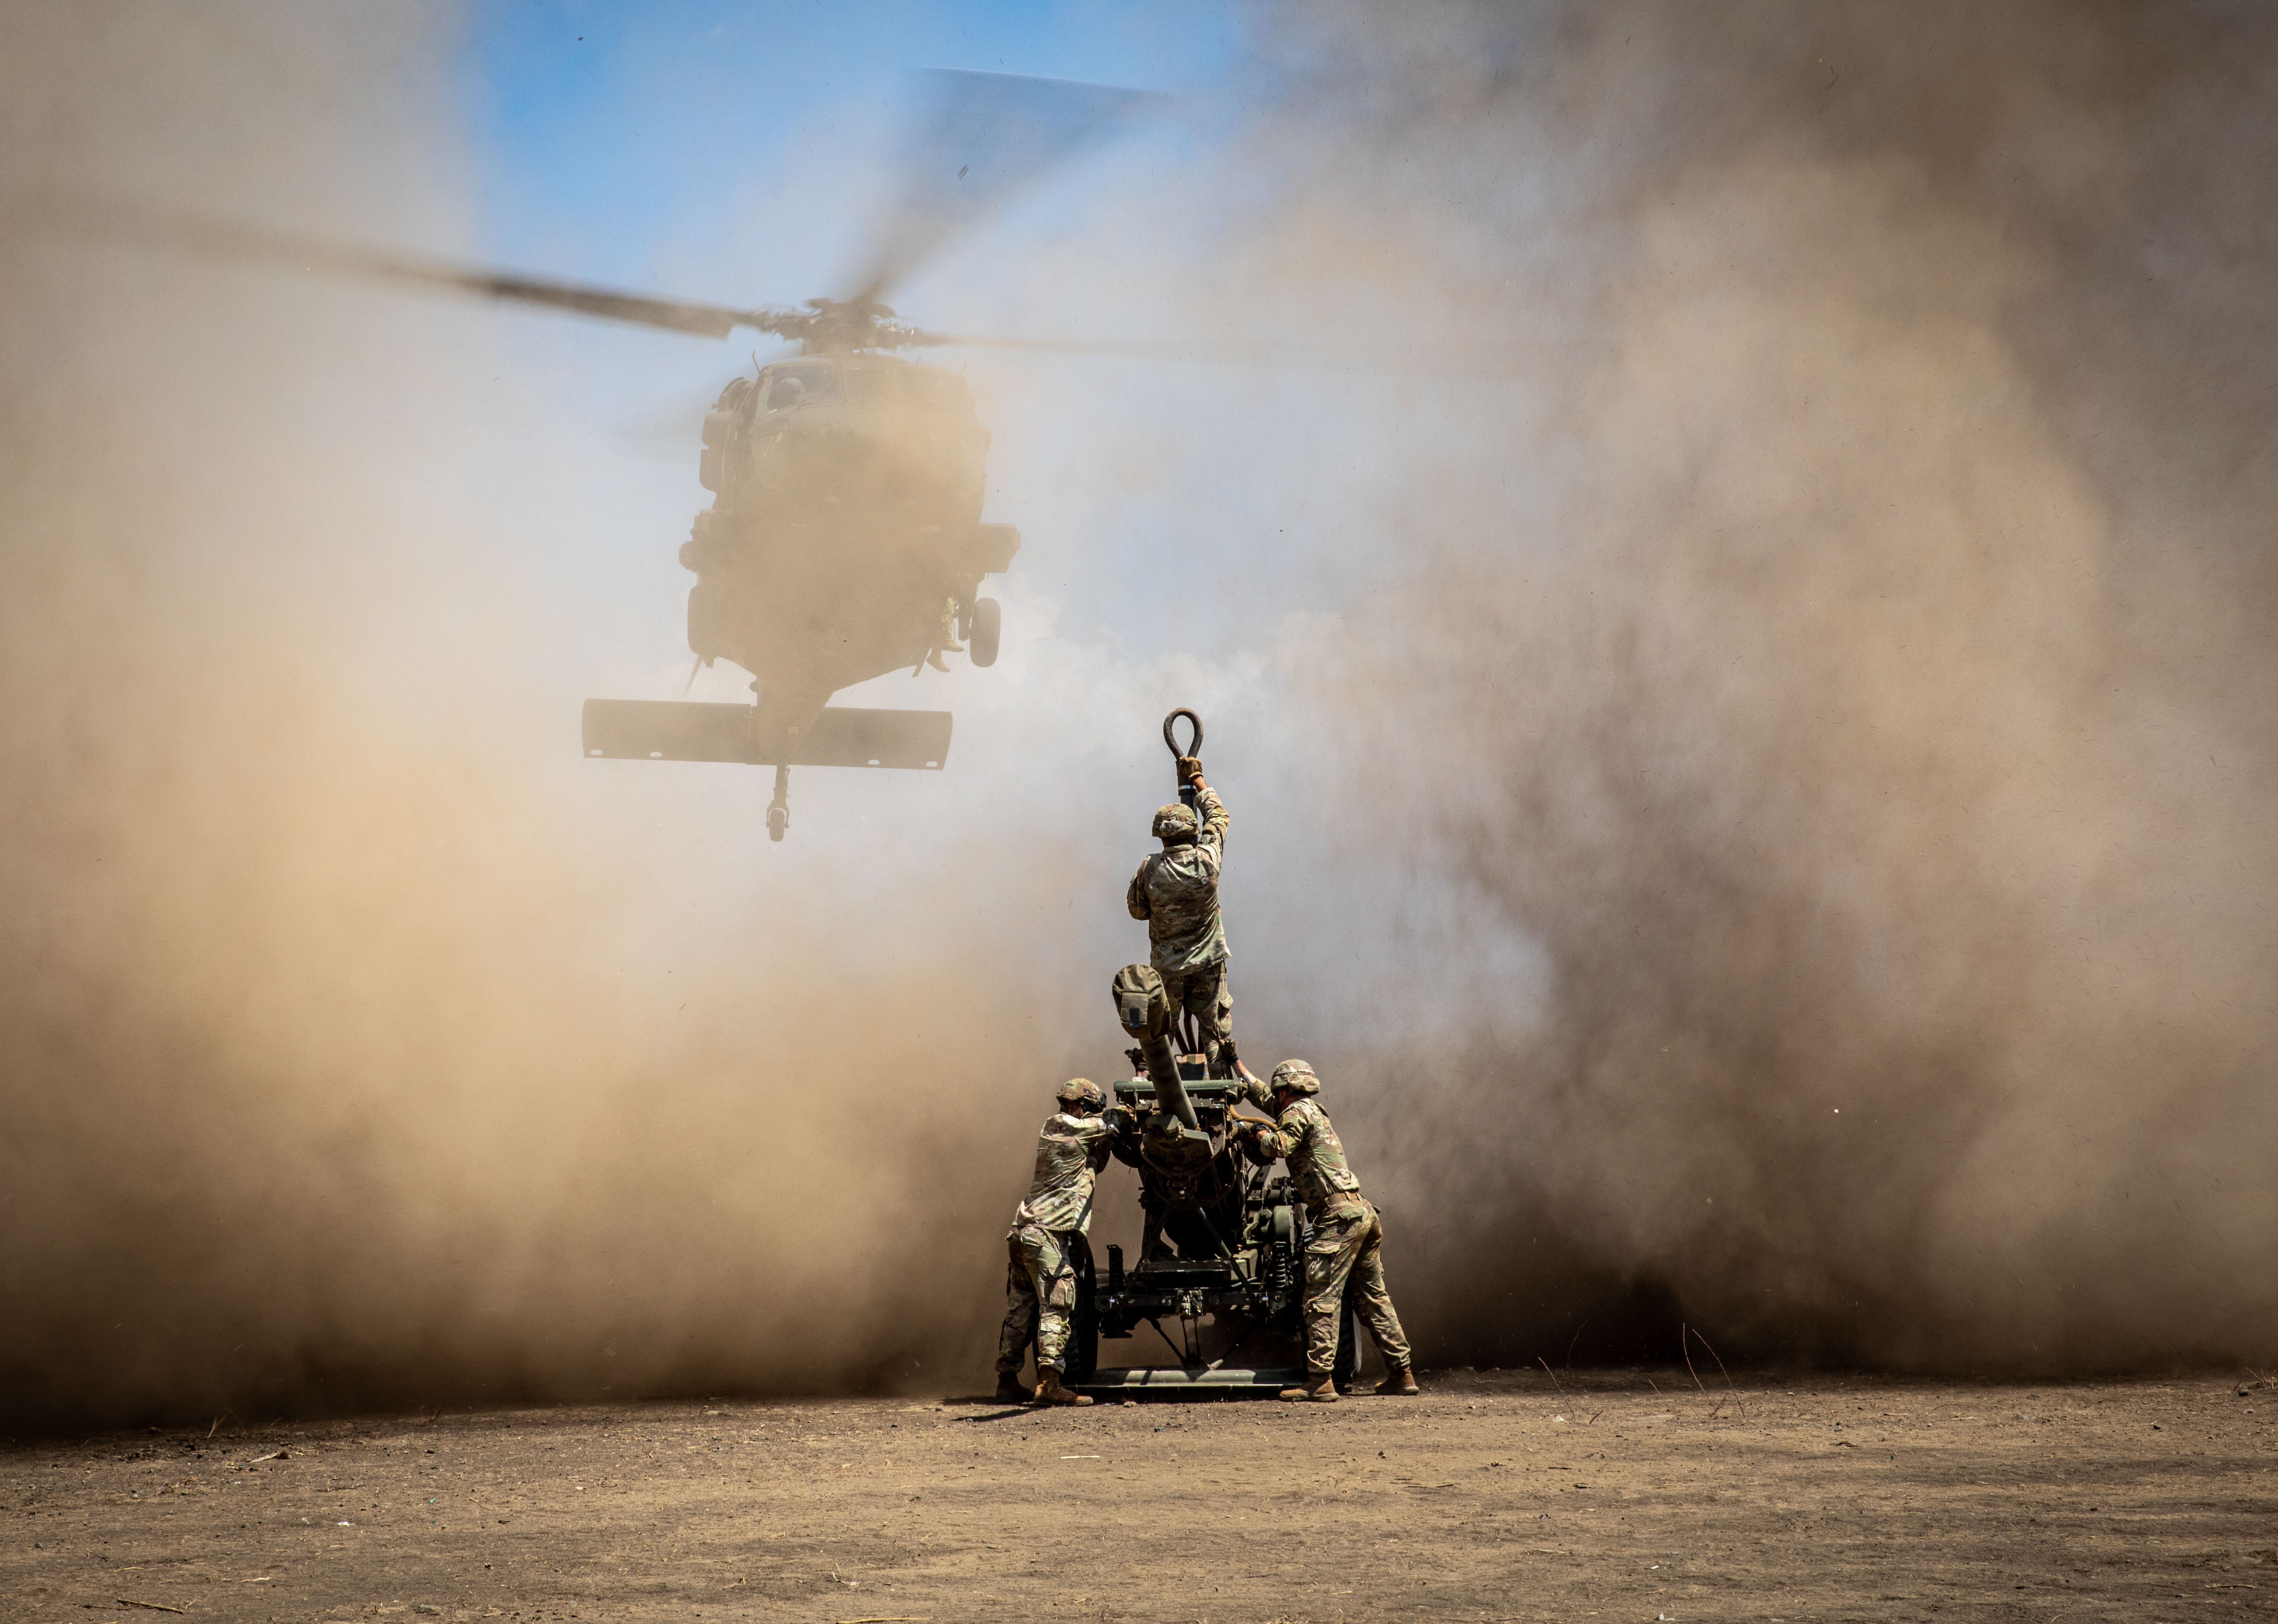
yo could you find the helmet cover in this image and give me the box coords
[1152,803,1198,841]
[1056,1077,1105,1110]
[1270,1060,1321,1095]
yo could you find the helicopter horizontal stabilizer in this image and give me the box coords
[581,700,951,770]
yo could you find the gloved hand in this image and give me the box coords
[1176,755,1204,788]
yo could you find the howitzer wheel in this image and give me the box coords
[1066,1234,1099,1384]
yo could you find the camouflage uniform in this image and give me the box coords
[1241,1084,1412,1377]
[1127,787,1232,1058]
[997,1109,1116,1376]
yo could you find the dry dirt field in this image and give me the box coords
[6,1371,2275,1623]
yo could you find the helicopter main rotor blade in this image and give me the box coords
[908,328,1537,378]
[845,69,1164,308]
[905,330,1225,361]
[40,195,804,342]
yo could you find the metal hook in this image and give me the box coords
[1162,708,1203,759]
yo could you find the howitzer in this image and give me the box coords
[1060,1060,1372,1396]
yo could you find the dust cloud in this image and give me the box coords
[6,1,2276,1433]
[1205,1,2278,1371]
[0,4,1094,1431]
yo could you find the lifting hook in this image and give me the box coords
[1163,708,1203,809]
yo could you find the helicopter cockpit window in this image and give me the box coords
[763,363,838,411]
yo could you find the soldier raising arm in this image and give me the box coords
[1127,762,1237,1074]
[1234,1059,1419,1402]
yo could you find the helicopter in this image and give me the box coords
[596,298,1026,842]
[55,70,1159,840]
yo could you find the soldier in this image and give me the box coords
[1234,1058,1419,1401]
[995,1077,1122,1406]
[1127,760,1236,1074]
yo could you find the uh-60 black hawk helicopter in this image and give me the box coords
[615,298,1024,841]
[65,71,1158,840]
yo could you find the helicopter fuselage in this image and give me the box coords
[680,351,1018,741]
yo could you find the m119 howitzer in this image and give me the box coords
[1063,1049,1368,1395]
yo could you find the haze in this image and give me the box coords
[3,1,2274,1428]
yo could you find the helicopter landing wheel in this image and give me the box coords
[968,596,1002,667]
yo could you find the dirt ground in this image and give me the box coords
[6,1370,2274,1623]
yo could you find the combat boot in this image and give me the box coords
[1034,1367,1094,1406]
[1376,1365,1420,1396]
[993,1371,1030,1404]
[1278,1374,1338,1403]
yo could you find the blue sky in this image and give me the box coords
[460,2,1242,291]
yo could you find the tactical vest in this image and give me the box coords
[1279,1098,1367,1223]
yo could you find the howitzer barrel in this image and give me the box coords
[1139,1030,1190,1127]
[1111,963,1199,1132]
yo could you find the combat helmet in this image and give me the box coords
[1270,1059,1320,1095]
[1056,1077,1105,1110]
[1152,803,1198,842]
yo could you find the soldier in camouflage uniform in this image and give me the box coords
[1234,1058,1418,1402]
[1127,762,1236,1073]
[996,1077,1122,1406]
